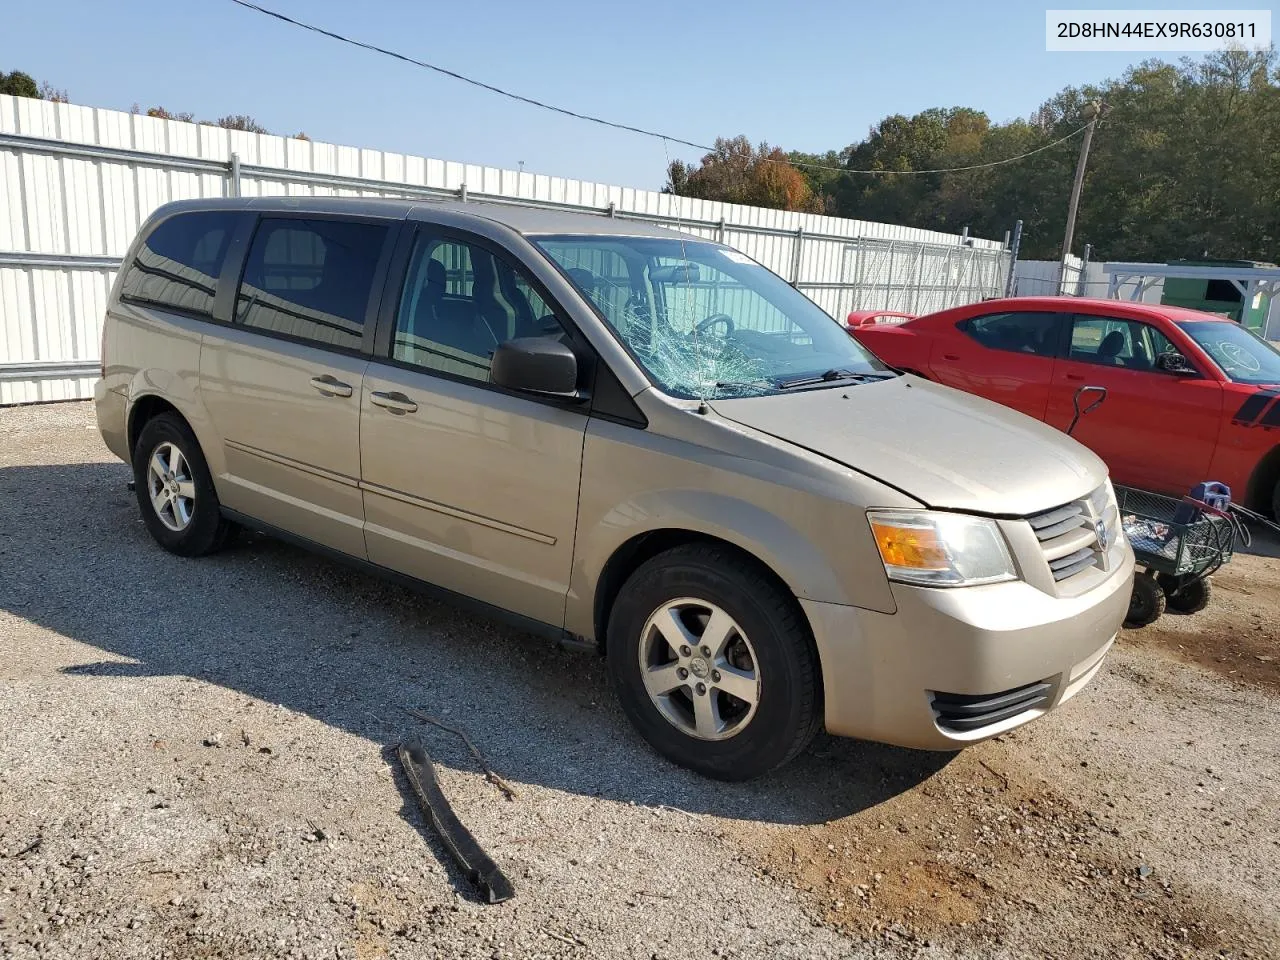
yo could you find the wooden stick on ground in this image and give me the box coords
[406,709,519,801]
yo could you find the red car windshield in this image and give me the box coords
[1175,320,1280,385]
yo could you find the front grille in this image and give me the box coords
[1026,486,1113,583]
[932,680,1053,732]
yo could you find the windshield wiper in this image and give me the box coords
[712,377,774,391]
[776,369,889,390]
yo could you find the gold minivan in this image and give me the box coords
[96,198,1134,779]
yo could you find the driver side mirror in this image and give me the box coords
[1156,352,1197,376]
[490,336,583,399]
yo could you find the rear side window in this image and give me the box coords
[962,312,1063,357]
[121,212,238,316]
[235,217,388,351]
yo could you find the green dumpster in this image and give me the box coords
[1160,259,1274,333]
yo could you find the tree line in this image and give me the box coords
[0,68,304,138]
[666,49,1280,263]
[10,49,1278,263]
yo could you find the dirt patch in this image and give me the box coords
[1126,552,1280,692]
[5,401,1280,960]
[735,751,1273,956]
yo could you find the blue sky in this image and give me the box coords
[5,0,1275,188]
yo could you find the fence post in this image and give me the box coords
[459,183,468,202]
[790,228,804,287]
[607,201,617,218]
[1076,243,1092,296]
[852,240,864,311]
[717,218,726,244]
[229,152,241,198]
[910,242,926,313]
[1003,219,1023,297]
[886,241,897,310]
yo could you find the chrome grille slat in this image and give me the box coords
[1026,486,1113,584]
[1040,525,1098,562]
[1049,549,1097,580]
[1027,504,1082,533]
[1033,514,1085,541]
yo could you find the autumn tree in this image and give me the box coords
[215,114,269,134]
[665,136,818,212]
[670,49,1280,263]
[145,106,195,123]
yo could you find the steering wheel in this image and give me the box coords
[694,313,735,337]
[1217,341,1261,373]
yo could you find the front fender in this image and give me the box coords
[564,421,904,640]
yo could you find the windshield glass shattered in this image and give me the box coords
[1176,320,1280,385]
[532,235,889,399]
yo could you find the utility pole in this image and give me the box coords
[1058,100,1102,294]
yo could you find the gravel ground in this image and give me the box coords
[1,401,1278,960]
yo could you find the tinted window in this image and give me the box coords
[235,218,387,350]
[1068,315,1177,371]
[121,211,237,316]
[962,312,1062,357]
[392,233,567,382]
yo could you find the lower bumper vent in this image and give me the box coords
[931,680,1053,733]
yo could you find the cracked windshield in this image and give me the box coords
[533,235,890,399]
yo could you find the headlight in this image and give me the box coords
[868,510,1016,587]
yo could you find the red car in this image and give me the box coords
[851,296,1280,517]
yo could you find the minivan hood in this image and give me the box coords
[710,377,1106,515]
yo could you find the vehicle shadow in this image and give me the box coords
[0,461,952,838]
[1238,520,1280,559]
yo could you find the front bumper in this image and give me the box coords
[803,554,1134,751]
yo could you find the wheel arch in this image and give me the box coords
[1245,443,1280,517]
[592,529,811,654]
[124,367,224,477]
[127,394,187,457]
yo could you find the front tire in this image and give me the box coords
[605,544,820,781]
[132,413,234,557]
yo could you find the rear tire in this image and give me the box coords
[605,544,821,781]
[1158,574,1212,615]
[132,413,234,557]
[1124,573,1166,628]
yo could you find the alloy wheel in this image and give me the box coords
[146,441,196,532]
[637,598,761,741]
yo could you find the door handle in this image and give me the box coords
[942,353,961,361]
[1064,373,1085,382]
[309,374,353,398]
[369,390,419,415]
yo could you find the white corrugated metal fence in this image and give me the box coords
[0,94,1011,404]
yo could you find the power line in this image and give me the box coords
[222,0,1097,179]
[223,0,712,151]
[784,122,1094,176]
